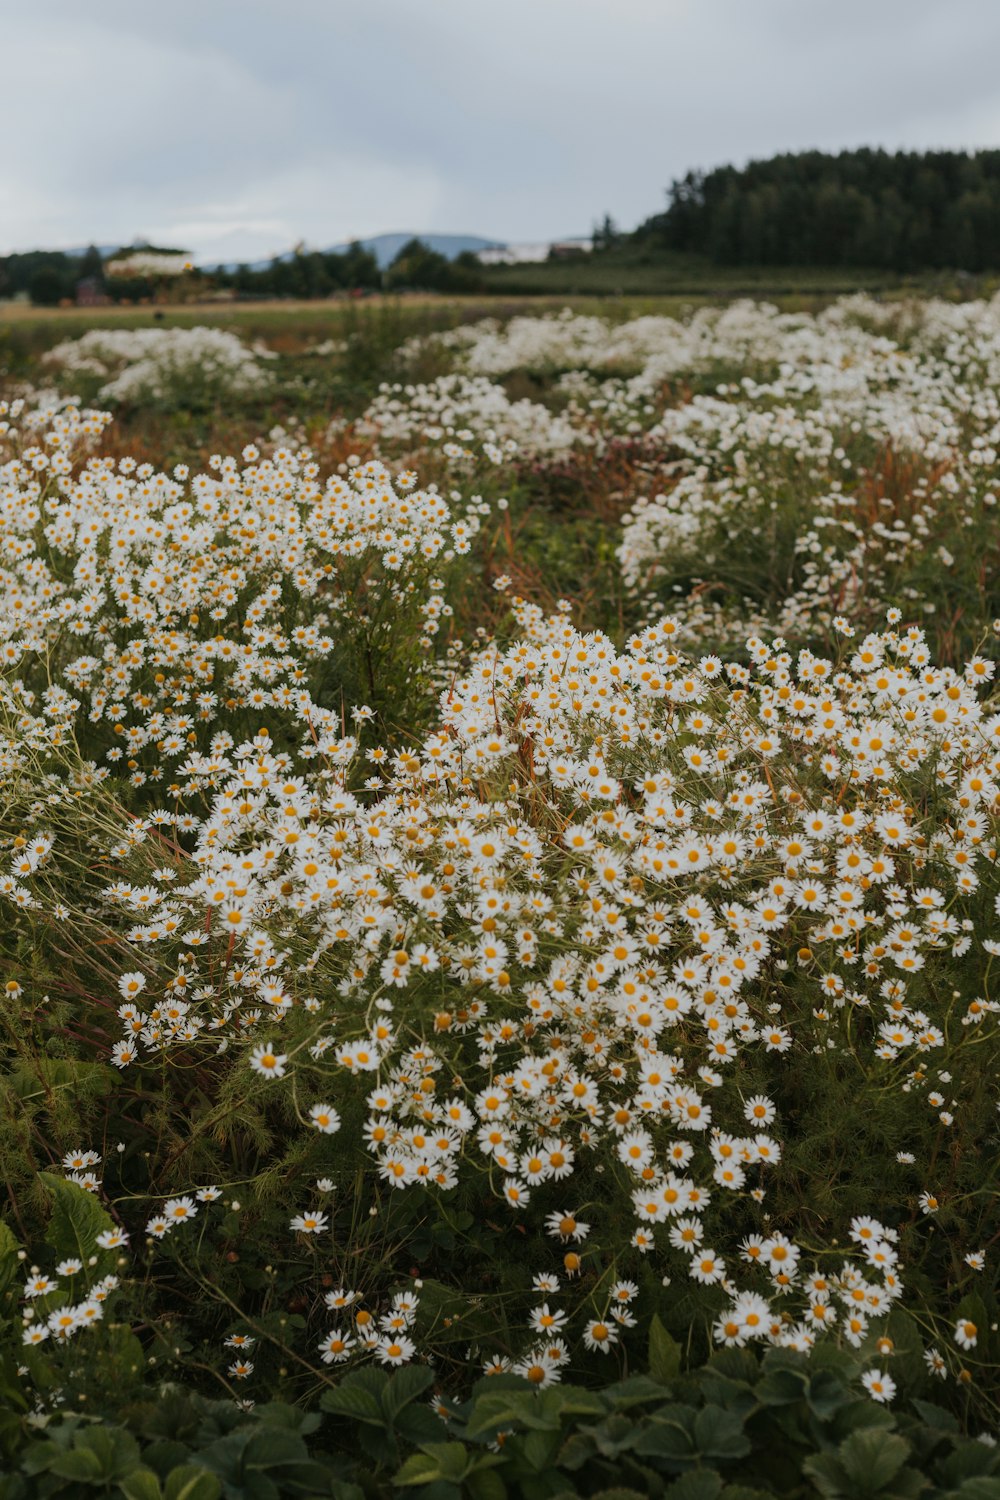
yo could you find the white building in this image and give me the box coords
[477,238,592,265]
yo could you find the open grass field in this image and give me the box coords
[2,291,1000,1499]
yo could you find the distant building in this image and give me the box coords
[105,251,191,278]
[476,238,593,266]
[549,239,593,259]
[75,277,111,307]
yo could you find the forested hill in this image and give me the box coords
[637,148,1000,270]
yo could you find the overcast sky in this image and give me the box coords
[5,0,1000,264]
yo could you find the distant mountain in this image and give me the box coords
[60,244,121,258]
[324,233,504,268]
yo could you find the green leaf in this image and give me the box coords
[805,1367,851,1422]
[163,1468,224,1500]
[394,1444,471,1486]
[522,1427,560,1473]
[119,1469,164,1500]
[633,1406,698,1463]
[692,1408,749,1463]
[648,1316,682,1385]
[465,1470,507,1500]
[345,1365,390,1398]
[837,1429,910,1493]
[802,1452,851,1499]
[395,1453,444,1487]
[879,1309,927,1385]
[720,1488,780,1500]
[950,1481,1000,1500]
[48,1445,106,1481]
[755,1362,809,1408]
[936,1439,1000,1487]
[0,1220,21,1259]
[556,1431,596,1472]
[664,1473,723,1500]
[909,1399,958,1435]
[588,1490,649,1500]
[463,1397,528,1440]
[39,1172,114,1262]
[395,1405,450,1448]
[562,1413,639,1465]
[320,1383,385,1425]
[381,1366,436,1423]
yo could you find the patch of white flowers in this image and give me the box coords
[4,291,999,1408]
[43,326,275,402]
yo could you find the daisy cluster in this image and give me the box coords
[17,587,991,1388]
[408,302,826,378]
[616,321,1000,643]
[3,302,999,1410]
[0,398,488,807]
[381,297,1000,653]
[349,373,600,460]
[42,326,276,403]
[20,1265,123,1350]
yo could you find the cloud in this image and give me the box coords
[5,0,1000,261]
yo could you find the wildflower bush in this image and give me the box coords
[390,295,1000,659]
[2,293,1000,1495]
[42,327,276,408]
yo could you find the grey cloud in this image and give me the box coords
[4,0,1000,261]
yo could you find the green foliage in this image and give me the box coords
[375,1351,1000,1499]
[643,147,1000,272]
[0,1393,363,1500]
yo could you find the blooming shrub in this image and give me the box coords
[351,373,600,459]
[42,326,276,404]
[391,296,1000,658]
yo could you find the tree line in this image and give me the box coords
[638,147,1000,270]
[0,239,488,305]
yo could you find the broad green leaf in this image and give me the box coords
[320,1383,385,1425]
[633,1406,698,1462]
[381,1366,436,1423]
[39,1172,114,1262]
[937,1439,1000,1487]
[837,1429,910,1493]
[0,1220,21,1259]
[394,1405,450,1448]
[48,1445,106,1481]
[950,1481,1000,1500]
[805,1368,851,1422]
[119,1468,164,1500]
[398,1443,470,1484]
[663,1472,724,1500]
[522,1427,560,1473]
[395,1452,444,1486]
[465,1470,507,1500]
[801,1452,851,1499]
[692,1407,749,1462]
[648,1315,682,1385]
[163,1467,224,1500]
[909,1399,958,1435]
[588,1490,649,1500]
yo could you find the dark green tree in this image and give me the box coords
[28,265,67,305]
[638,147,1000,271]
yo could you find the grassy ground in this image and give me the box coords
[476,248,1000,298]
[0,286,929,388]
